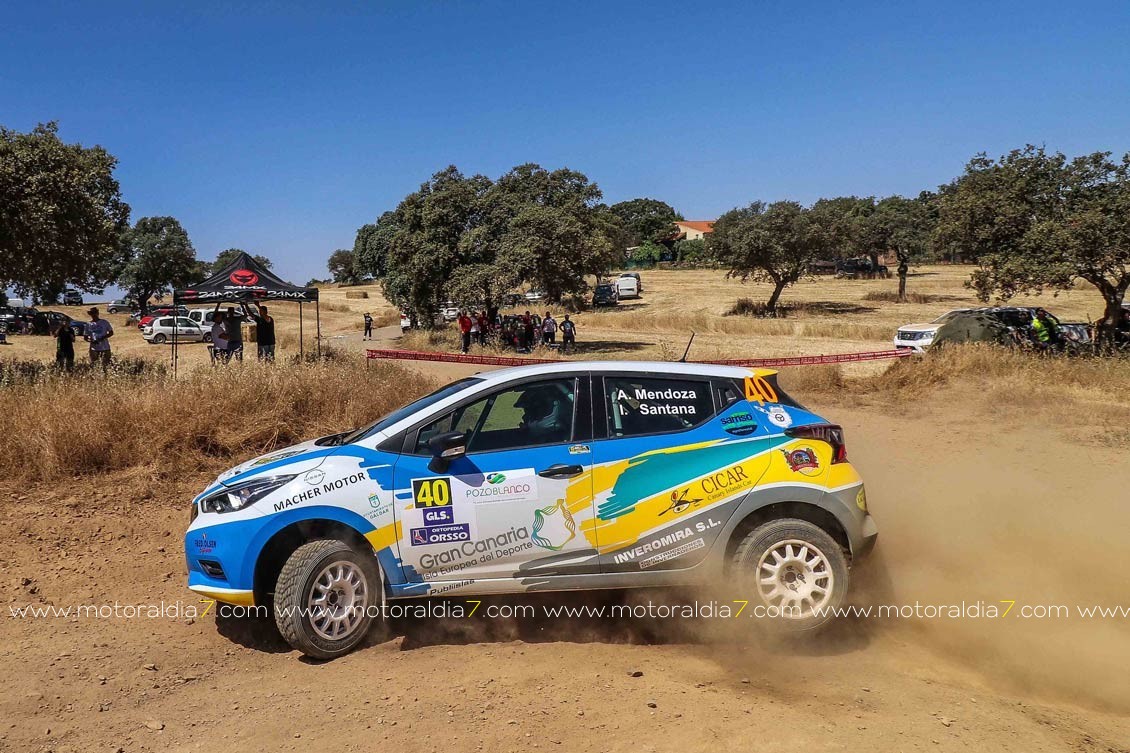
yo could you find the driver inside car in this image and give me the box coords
[516,385,572,442]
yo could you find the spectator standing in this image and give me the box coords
[85,307,113,370]
[522,311,535,350]
[541,311,557,345]
[249,303,276,361]
[363,312,373,340]
[560,314,577,353]
[55,323,75,370]
[457,311,473,353]
[476,311,489,346]
[211,311,229,363]
[469,313,481,348]
[224,306,244,360]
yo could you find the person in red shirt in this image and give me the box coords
[457,312,473,353]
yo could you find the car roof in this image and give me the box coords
[473,360,772,384]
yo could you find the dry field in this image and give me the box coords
[2,264,1109,372]
[2,267,1129,753]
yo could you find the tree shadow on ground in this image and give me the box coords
[569,340,649,355]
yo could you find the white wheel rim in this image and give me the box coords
[755,539,835,618]
[307,560,369,641]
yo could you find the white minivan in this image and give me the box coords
[615,274,640,299]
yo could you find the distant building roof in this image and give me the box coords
[674,220,715,234]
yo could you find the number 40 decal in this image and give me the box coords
[743,375,778,404]
[412,477,452,508]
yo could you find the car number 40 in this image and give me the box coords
[413,477,453,508]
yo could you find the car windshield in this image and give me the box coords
[596,285,613,293]
[342,377,483,444]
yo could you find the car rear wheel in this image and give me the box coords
[731,518,848,631]
[152,333,167,344]
[274,539,384,659]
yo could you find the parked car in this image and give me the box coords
[893,309,975,351]
[107,299,136,314]
[400,310,445,333]
[895,307,1090,352]
[62,290,83,306]
[440,303,460,322]
[618,272,643,293]
[615,274,640,300]
[809,260,839,275]
[142,316,205,344]
[184,361,877,658]
[187,308,220,341]
[592,283,619,307]
[39,311,86,337]
[524,290,546,302]
[137,306,189,330]
[835,258,889,278]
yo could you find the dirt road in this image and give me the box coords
[2,381,1128,752]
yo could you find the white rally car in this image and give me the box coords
[185,361,877,658]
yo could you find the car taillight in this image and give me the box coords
[785,424,848,464]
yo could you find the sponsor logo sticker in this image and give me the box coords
[531,499,576,550]
[304,469,325,485]
[781,447,820,475]
[410,523,471,546]
[720,410,758,436]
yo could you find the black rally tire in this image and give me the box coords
[273,539,384,659]
[731,518,849,631]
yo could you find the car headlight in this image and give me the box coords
[199,475,296,514]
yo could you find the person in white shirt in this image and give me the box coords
[211,312,229,363]
[541,311,558,345]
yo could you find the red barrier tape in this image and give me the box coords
[365,348,913,368]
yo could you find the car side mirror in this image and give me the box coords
[427,431,466,473]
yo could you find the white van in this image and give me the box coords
[615,275,640,299]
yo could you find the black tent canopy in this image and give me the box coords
[174,252,318,304]
[170,252,320,373]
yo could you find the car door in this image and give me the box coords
[589,373,779,573]
[392,374,597,584]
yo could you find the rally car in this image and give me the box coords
[185,361,877,658]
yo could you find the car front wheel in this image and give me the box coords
[731,518,849,631]
[152,333,167,344]
[274,539,384,659]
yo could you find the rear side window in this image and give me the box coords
[605,376,715,438]
[725,374,806,410]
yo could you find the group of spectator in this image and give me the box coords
[210,302,276,363]
[52,307,112,371]
[456,309,577,354]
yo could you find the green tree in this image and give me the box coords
[119,217,203,312]
[609,198,682,246]
[937,146,1130,347]
[0,122,131,299]
[327,248,362,285]
[869,195,934,300]
[709,201,828,316]
[356,163,620,317]
[673,238,706,264]
[629,241,665,266]
[210,248,272,275]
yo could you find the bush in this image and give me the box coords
[0,357,435,482]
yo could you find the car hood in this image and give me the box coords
[897,322,940,333]
[216,438,329,486]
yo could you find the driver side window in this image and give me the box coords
[415,378,577,454]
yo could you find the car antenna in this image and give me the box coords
[679,332,696,362]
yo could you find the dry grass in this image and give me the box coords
[0,357,436,482]
[778,345,1130,447]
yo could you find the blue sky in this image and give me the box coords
[3,0,1129,289]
